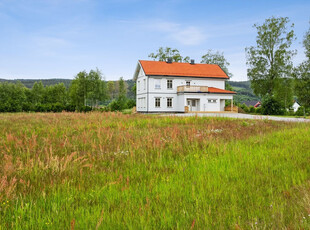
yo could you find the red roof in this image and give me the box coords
[139,60,229,79]
[208,87,236,94]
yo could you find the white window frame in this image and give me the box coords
[208,99,217,103]
[143,79,146,90]
[167,79,173,89]
[186,81,191,87]
[155,97,161,108]
[137,81,140,91]
[167,98,172,108]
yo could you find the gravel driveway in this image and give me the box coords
[170,113,310,122]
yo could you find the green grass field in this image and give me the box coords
[0,112,310,229]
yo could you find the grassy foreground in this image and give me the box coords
[0,112,310,229]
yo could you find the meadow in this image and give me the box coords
[0,112,310,229]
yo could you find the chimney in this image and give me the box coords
[190,59,195,64]
[166,57,172,63]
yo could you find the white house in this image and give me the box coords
[292,101,300,112]
[133,59,236,113]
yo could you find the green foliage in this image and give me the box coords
[304,21,310,59]
[249,105,256,113]
[148,47,190,62]
[68,69,108,110]
[294,62,310,109]
[225,82,233,91]
[294,23,310,109]
[0,82,26,112]
[294,106,305,116]
[126,99,136,109]
[261,95,285,115]
[246,17,296,107]
[239,103,249,113]
[255,106,262,114]
[0,78,72,88]
[228,81,261,103]
[201,49,232,77]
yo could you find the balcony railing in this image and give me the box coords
[177,85,209,93]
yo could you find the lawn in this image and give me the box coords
[0,112,310,229]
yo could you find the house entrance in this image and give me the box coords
[187,99,200,112]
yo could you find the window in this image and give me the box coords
[192,100,196,106]
[208,99,217,103]
[155,79,161,89]
[155,98,161,107]
[186,81,191,87]
[167,79,173,89]
[143,79,146,90]
[167,98,172,108]
[137,81,140,91]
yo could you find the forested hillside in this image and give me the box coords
[228,81,260,103]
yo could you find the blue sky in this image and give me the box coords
[0,0,309,81]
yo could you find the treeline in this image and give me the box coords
[0,69,136,113]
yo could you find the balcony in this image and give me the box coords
[177,85,209,93]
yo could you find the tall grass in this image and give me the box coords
[0,112,309,229]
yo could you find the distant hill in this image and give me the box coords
[0,78,259,103]
[0,78,72,88]
[228,80,260,103]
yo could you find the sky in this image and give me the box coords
[0,0,309,81]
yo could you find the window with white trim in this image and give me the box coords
[137,81,140,91]
[208,99,217,103]
[167,79,173,89]
[186,81,191,87]
[155,98,161,107]
[155,79,161,89]
[143,79,146,90]
[167,98,172,108]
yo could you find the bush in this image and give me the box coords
[249,106,255,113]
[126,99,136,109]
[261,95,285,115]
[255,107,262,114]
[295,106,305,116]
[51,102,64,112]
[79,106,92,112]
[240,104,249,113]
[22,102,35,112]
[64,104,76,112]
[109,98,128,112]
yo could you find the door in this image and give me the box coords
[187,99,199,111]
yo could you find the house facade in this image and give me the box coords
[133,60,236,113]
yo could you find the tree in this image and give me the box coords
[0,82,26,112]
[294,23,310,108]
[201,50,232,77]
[32,81,45,104]
[148,47,190,62]
[304,22,310,59]
[87,69,104,107]
[107,81,116,100]
[69,71,88,110]
[261,94,285,115]
[246,17,296,108]
[109,77,129,111]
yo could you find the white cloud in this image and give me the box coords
[147,21,206,46]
